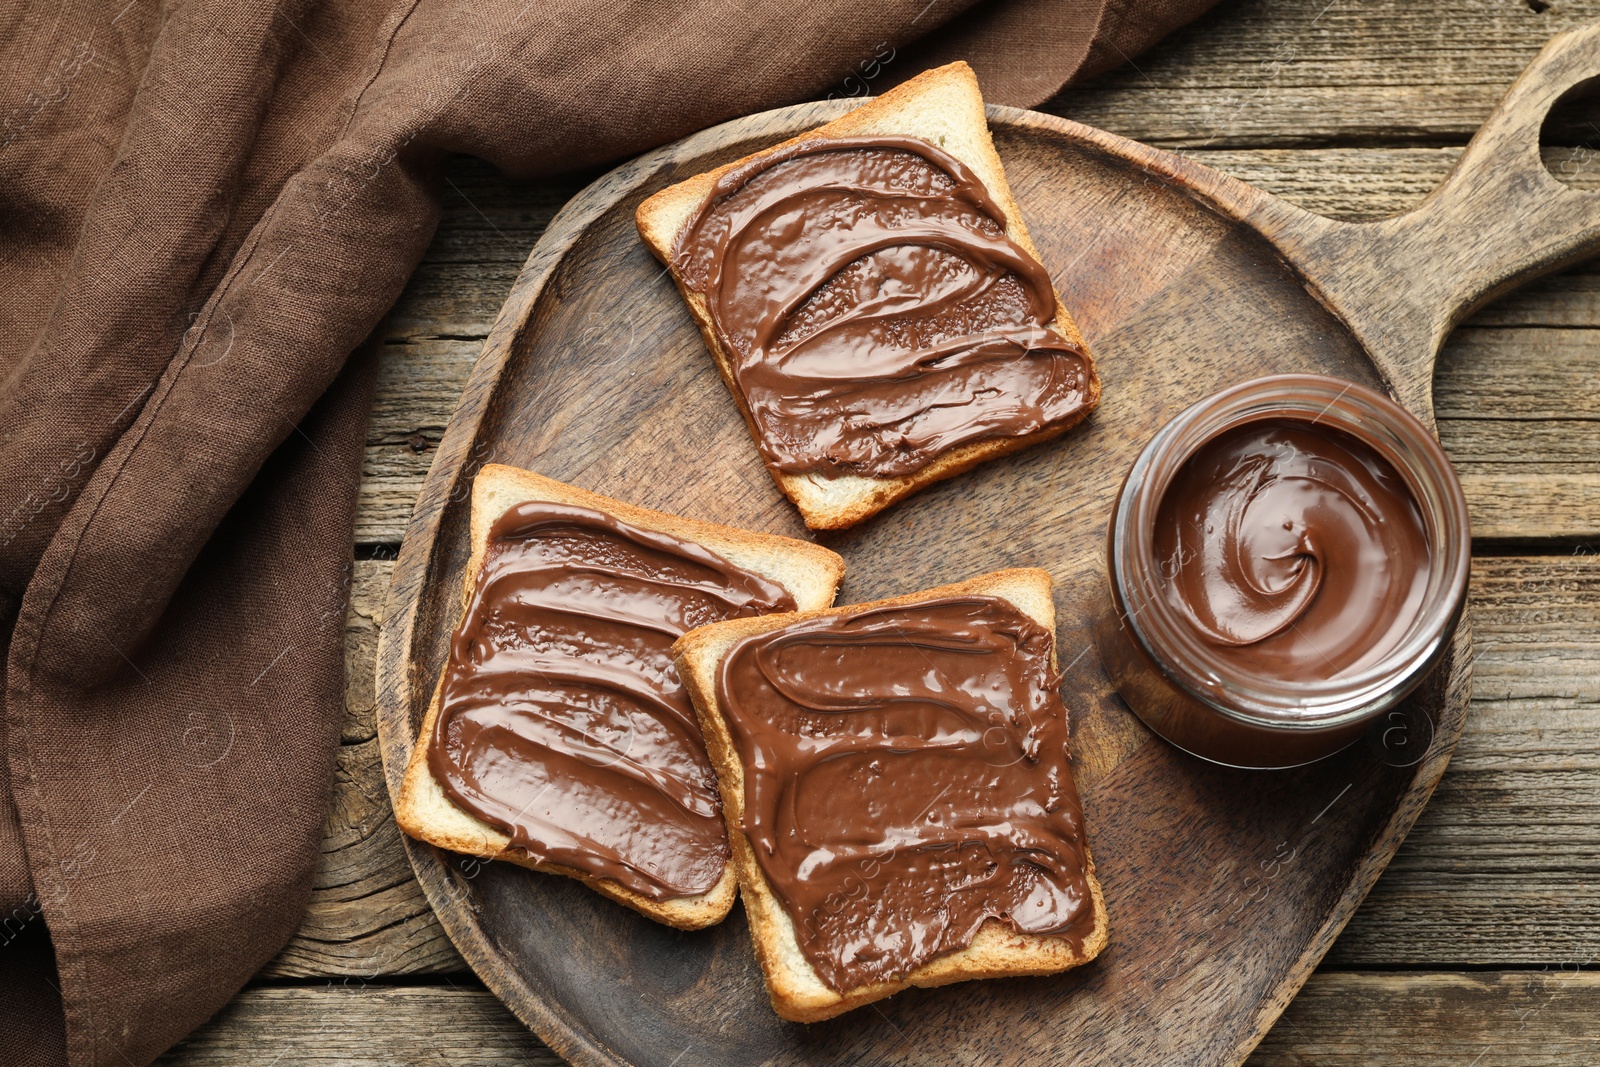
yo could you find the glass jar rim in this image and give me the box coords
[1110,373,1471,727]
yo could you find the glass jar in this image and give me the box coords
[1095,374,1471,769]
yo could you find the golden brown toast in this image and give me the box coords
[673,568,1109,1016]
[636,62,1100,530]
[394,464,844,930]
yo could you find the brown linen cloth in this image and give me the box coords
[0,0,1216,1063]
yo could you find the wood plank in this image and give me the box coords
[156,986,561,1066]
[1196,147,1600,223]
[152,973,1600,1066]
[1057,0,1600,148]
[1328,552,1600,966]
[279,555,1600,977]
[1247,972,1600,1066]
[1435,328,1600,542]
[1436,330,1600,420]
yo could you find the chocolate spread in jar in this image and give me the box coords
[1153,419,1432,682]
[431,501,795,900]
[714,595,1096,991]
[672,135,1094,479]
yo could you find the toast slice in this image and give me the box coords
[395,464,845,930]
[674,568,1109,1018]
[637,61,1100,531]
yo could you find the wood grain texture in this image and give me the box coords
[1059,0,1600,148]
[368,77,1566,1061]
[1247,971,1600,1065]
[1253,25,1600,420]
[151,972,1600,1067]
[156,986,562,1067]
[1330,552,1600,967]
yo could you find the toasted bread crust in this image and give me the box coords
[394,464,844,930]
[636,62,1101,531]
[673,569,1110,1018]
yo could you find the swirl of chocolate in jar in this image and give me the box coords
[431,501,795,900]
[1153,419,1432,683]
[672,135,1091,479]
[715,596,1094,991]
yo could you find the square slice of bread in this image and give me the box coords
[636,61,1101,531]
[394,464,845,930]
[673,568,1109,1018]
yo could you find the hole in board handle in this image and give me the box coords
[1541,74,1600,190]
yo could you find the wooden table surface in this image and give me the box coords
[157,1,1600,1063]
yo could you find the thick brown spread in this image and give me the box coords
[715,595,1095,991]
[672,135,1092,479]
[431,501,795,900]
[1153,419,1431,682]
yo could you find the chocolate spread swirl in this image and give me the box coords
[1153,420,1431,681]
[714,595,1096,991]
[432,501,795,900]
[672,135,1093,479]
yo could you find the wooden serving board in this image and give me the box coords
[377,26,1600,1067]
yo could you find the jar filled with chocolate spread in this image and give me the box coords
[1097,374,1470,769]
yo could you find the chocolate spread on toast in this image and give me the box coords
[714,595,1096,990]
[432,501,794,900]
[672,135,1093,479]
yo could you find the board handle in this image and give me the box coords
[1264,22,1600,417]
